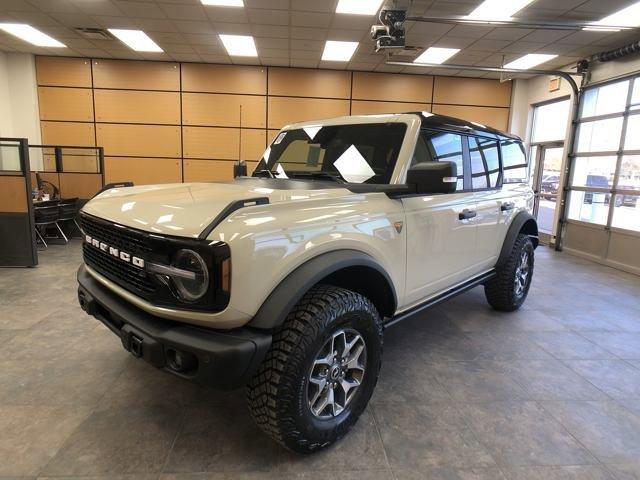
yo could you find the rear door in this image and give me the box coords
[401,129,480,306]
[468,135,505,269]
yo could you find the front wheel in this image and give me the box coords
[247,285,383,453]
[484,234,534,311]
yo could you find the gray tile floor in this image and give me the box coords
[1,241,640,480]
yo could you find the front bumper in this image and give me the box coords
[77,264,271,389]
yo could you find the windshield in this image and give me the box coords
[254,123,407,184]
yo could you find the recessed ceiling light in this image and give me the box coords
[336,0,384,15]
[322,40,358,61]
[0,24,65,47]
[201,0,244,6]
[414,47,460,64]
[219,34,257,56]
[108,29,163,52]
[504,53,558,69]
[584,0,640,31]
[466,0,536,20]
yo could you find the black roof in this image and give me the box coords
[410,112,522,141]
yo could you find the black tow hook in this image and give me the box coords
[129,335,144,358]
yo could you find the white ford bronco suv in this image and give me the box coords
[77,112,538,452]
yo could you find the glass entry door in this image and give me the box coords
[532,143,565,242]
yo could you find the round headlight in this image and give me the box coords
[171,249,209,302]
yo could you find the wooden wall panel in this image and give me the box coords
[40,122,96,147]
[61,154,100,173]
[183,159,235,182]
[182,64,266,94]
[268,68,351,99]
[242,129,267,161]
[267,129,280,145]
[351,101,431,115]
[58,173,102,199]
[268,97,350,129]
[433,77,512,107]
[104,157,182,185]
[183,127,265,161]
[182,93,266,128]
[36,57,92,87]
[93,59,180,91]
[30,172,60,190]
[432,104,510,131]
[0,176,27,213]
[352,72,433,103]
[95,90,180,124]
[97,124,181,158]
[38,87,94,121]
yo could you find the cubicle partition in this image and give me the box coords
[0,138,38,267]
[29,144,104,201]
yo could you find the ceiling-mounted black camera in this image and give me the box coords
[370,9,406,52]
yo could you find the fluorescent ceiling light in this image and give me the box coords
[0,24,65,47]
[201,0,243,6]
[336,0,384,15]
[108,29,162,52]
[414,47,460,64]
[504,53,558,69]
[219,34,257,56]
[322,40,358,61]
[466,0,536,20]
[584,1,640,31]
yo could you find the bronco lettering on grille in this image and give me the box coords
[84,234,145,268]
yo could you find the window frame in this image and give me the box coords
[414,127,505,194]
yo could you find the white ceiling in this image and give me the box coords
[1,0,639,78]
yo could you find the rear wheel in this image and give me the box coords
[247,285,382,453]
[484,234,534,311]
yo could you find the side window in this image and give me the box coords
[501,138,528,184]
[469,136,500,190]
[416,130,465,192]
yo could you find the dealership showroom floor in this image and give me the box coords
[0,241,639,479]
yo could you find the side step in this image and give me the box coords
[384,270,496,328]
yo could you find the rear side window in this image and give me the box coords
[501,138,528,184]
[469,136,500,190]
[415,130,465,192]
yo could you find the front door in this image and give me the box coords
[532,143,564,244]
[402,129,480,307]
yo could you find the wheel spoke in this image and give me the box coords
[340,377,360,397]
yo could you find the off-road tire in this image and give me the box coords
[484,234,534,312]
[247,285,383,453]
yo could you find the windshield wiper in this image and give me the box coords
[287,171,345,183]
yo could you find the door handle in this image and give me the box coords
[501,202,515,211]
[458,209,477,220]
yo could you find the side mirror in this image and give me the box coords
[407,161,457,194]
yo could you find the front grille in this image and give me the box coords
[82,215,152,255]
[81,215,155,297]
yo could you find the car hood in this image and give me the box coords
[82,179,350,238]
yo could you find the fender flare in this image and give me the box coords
[496,211,539,268]
[248,249,397,330]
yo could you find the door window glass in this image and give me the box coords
[618,155,640,191]
[469,136,500,189]
[624,115,640,151]
[581,80,629,117]
[417,130,465,191]
[571,156,617,189]
[576,117,624,152]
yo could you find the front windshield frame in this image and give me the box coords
[254,121,409,185]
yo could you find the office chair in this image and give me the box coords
[58,197,81,237]
[33,201,66,248]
